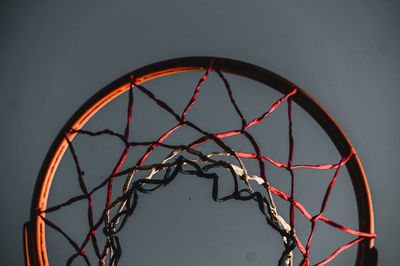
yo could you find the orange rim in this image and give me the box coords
[25,57,375,265]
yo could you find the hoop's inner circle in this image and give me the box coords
[28,58,375,266]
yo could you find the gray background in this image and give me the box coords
[1,0,399,265]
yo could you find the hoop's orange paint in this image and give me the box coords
[25,58,375,265]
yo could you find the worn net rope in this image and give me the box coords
[39,61,376,266]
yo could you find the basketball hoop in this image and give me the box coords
[24,57,377,266]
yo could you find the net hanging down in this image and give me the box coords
[29,58,376,266]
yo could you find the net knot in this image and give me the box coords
[311,214,322,223]
[300,254,310,266]
[288,197,295,204]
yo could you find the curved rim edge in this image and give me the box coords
[26,56,375,265]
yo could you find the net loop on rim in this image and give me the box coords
[37,61,376,266]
